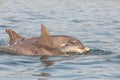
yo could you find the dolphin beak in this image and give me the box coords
[84,47,90,52]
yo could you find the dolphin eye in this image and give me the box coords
[69,39,78,44]
[73,40,76,43]
[71,40,76,44]
[69,38,82,44]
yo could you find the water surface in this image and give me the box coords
[0,0,120,80]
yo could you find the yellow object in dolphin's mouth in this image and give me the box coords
[60,46,90,54]
[84,47,90,52]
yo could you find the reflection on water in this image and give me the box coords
[40,56,55,68]
[0,49,119,80]
[0,0,120,80]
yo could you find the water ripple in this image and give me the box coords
[0,0,120,80]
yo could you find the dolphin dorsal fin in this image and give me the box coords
[6,29,25,45]
[38,24,55,48]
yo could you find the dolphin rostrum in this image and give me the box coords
[0,24,89,56]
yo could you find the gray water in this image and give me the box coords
[0,0,120,80]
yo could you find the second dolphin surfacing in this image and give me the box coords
[0,24,89,56]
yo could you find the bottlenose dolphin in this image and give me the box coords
[0,24,89,56]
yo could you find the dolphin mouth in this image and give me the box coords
[60,46,90,54]
[84,47,90,52]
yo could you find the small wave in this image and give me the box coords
[0,25,12,28]
[0,39,8,46]
[88,49,113,55]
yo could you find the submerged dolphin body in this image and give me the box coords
[0,24,89,56]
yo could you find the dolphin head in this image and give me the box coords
[59,37,90,53]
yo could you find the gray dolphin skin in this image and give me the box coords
[0,24,89,56]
